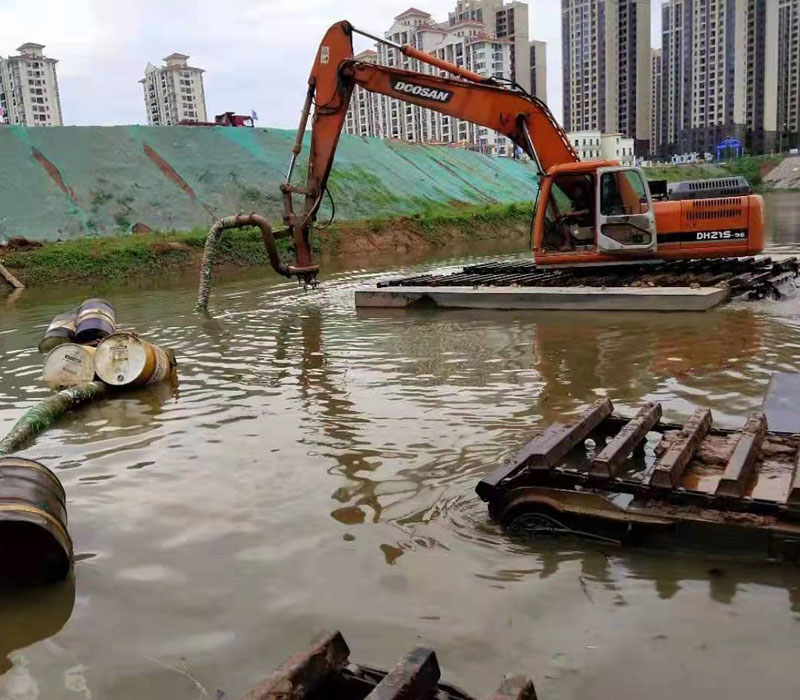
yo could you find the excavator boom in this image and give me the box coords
[280,20,577,283]
[347,63,577,169]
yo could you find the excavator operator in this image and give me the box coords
[557,179,595,251]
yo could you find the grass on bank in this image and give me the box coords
[0,201,533,287]
[4,153,786,288]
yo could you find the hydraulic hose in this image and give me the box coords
[197,213,291,310]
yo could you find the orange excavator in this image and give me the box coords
[274,20,765,286]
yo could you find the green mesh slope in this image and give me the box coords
[0,125,540,242]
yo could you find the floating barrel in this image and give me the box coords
[74,298,115,344]
[93,333,176,387]
[0,457,72,587]
[42,344,96,390]
[38,311,77,354]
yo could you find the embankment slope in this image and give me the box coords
[0,125,540,242]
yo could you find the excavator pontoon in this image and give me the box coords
[266,20,765,289]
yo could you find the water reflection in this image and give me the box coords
[343,304,774,529]
[3,217,800,697]
[0,578,75,675]
[764,191,800,250]
[532,308,766,422]
[457,499,800,611]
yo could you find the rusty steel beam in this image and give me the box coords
[242,630,350,700]
[364,646,441,700]
[715,412,768,499]
[477,423,563,501]
[650,408,713,489]
[591,402,662,479]
[476,399,612,502]
[787,448,800,510]
[490,675,539,700]
[522,398,613,470]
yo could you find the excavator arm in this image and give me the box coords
[279,20,578,284]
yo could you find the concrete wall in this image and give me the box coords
[0,125,541,242]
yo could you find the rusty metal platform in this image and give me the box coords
[243,630,536,700]
[476,397,800,560]
[374,256,799,301]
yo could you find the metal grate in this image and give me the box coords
[377,256,799,301]
[687,207,743,220]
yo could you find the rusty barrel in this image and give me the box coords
[38,311,78,354]
[74,298,116,344]
[42,344,96,390]
[0,457,72,587]
[93,333,175,387]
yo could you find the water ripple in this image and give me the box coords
[3,201,800,698]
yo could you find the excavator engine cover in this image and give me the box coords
[667,176,751,200]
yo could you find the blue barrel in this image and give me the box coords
[74,298,115,344]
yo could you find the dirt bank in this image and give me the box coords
[762,156,800,189]
[0,202,532,288]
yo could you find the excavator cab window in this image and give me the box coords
[542,174,596,252]
[600,170,649,216]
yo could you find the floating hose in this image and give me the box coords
[0,381,109,457]
[196,213,291,311]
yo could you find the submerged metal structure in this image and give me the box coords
[477,387,800,560]
[243,630,537,700]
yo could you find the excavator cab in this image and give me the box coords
[535,162,658,265]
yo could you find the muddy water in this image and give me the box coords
[1,194,800,699]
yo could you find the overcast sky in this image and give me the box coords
[0,0,662,128]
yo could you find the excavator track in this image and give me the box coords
[378,256,799,301]
[476,396,800,560]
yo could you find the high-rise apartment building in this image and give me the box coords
[344,50,382,138]
[530,40,547,100]
[0,43,63,126]
[745,0,778,153]
[650,48,662,155]
[492,1,532,92]
[776,0,800,149]
[561,0,652,155]
[653,0,789,159]
[343,3,545,155]
[140,53,207,126]
[562,0,605,134]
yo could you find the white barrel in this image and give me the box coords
[42,344,96,390]
[93,333,175,387]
